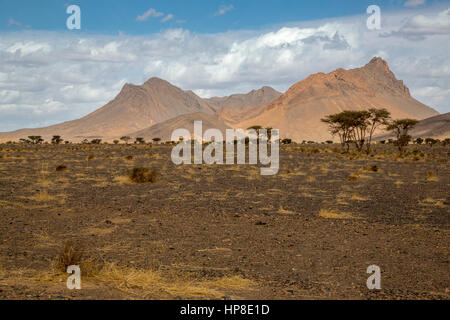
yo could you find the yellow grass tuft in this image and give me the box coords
[29,190,55,201]
[278,205,296,215]
[350,194,369,201]
[426,172,439,182]
[319,209,356,219]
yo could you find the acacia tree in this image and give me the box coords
[387,119,419,153]
[152,138,161,144]
[51,135,63,144]
[322,109,391,153]
[366,108,391,154]
[135,137,145,144]
[28,136,43,144]
[321,111,362,152]
[120,136,131,144]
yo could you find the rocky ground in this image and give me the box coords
[0,143,448,300]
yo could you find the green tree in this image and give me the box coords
[51,135,63,144]
[366,108,391,154]
[321,110,370,152]
[120,136,131,144]
[28,136,43,144]
[425,138,438,147]
[135,137,145,144]
[387,119,419,153]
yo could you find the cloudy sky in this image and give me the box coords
[0,0,449,131]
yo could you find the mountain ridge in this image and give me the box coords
[0,57,441,143]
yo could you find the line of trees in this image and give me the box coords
[321,108,420,153]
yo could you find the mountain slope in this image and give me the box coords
[206,86,281,110]
[225,57,439,142]
[0,78,216,142]
[128,112,231,142]
[410,112,449,139]
[375,112,450,140]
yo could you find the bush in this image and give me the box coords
[56,164,67,172]
[54,241,84,273]
[128,167,157,183]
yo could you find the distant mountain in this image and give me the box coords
[410,112,449,139]
[222,57,439,142]
[376,112,450,141]
[0,57,440,143]
[0,77,216,142]
[128,112,231,142]
[206,86,281,110]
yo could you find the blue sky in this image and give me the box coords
[1,0,445,34]
[0,0,449,131]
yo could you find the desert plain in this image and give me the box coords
[0,142,448,300]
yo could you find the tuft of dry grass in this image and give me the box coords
[53,241,84,273]
[350,194,369,201]
[319,209,356,219]
[419,198,445,208]
[29,190,55,201]
[426,171,439,182]
[278,205,296,215]
[128,167,158,183]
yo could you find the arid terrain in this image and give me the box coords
[0,142,448,300]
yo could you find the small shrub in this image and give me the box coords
[128,167,157,183]
[55,164,67,172]
[426,171,438,182]
[364,164,379,172]
[125,155,133,161]
[54,241,84,273]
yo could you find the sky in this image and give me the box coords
[0,0,449,131]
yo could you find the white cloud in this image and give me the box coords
[162,14,174,23]
[404,0,426,8]
[383,7,450,38]
[0,7,449,131]
[136,8,164,21]
[214,5,234,16]
[8,18,21,27]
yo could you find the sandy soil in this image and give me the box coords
[0,143,448,300]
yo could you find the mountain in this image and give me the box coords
[0,57,440,143]
[206,86,281,110]
[222,57,439,142]
[409,112,449,139]
[0,77,216,142]
[376,112,450,141]
[128,112,231,142]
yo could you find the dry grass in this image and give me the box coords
[197,247,233,254]
[278,205,296,215]
[318,209,356,219]
[29,190,55,201]
[128,167,158,183]
[94,263,254,298]
[419,198,445,208]
[113,175,133,184]
[53,241,84,273]
[426,172,439,182]
[349,194,370,201]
